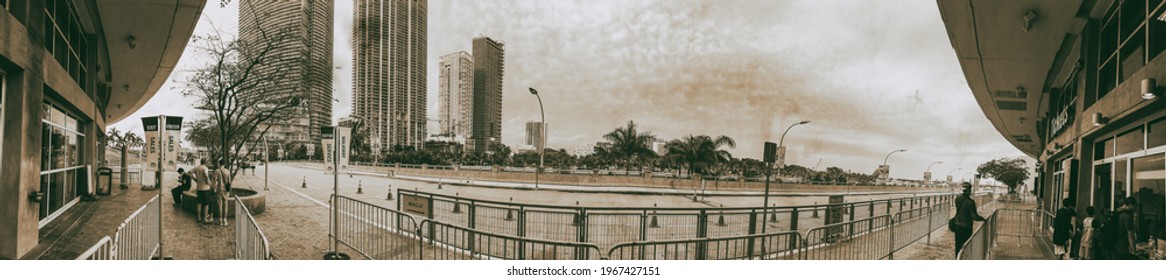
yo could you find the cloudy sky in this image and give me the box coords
[111,0,1030,181]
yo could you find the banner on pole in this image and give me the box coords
[321,126,334,171]
[337,127,351,170]
[141,116,160,170]
[164,116,183,169]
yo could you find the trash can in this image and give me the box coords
[96,167,113,195]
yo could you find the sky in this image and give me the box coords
[110,0,1031,181]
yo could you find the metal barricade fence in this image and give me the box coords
[892,205,932,252]
[956,210,999,260]
[606,231,802,260]
[995,208,1050,237]
[420,219,603,260]
[334,195,421,260]
[77,194,161,260]
[235,196,272,260]
[801,215,895,260]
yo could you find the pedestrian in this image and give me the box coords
[1053,198,1077,260]
[1110,197,1139,260]
[953,182,986,257]
[189,159,212,224]
[1079,206,1096,260]
[209,159,231,226]
[171,167,191,207]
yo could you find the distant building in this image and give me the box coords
[651,139,667,156]
[525,121,546,151]
[574,143,597,157]
[471,36,505,153]
[438,51,473,143]
[352,0,428,149]
[239,0,334,144]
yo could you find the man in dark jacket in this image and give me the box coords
[171,167,191,206]
[1052,198,1077,259]
[954,182,986,257]
[1110,197,1139,260]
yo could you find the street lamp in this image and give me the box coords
[925,161,943,184]
[946,167,962,186]
[529,87,545,189]
[762,120,810,236]
[926,161,943,173]
[881,149,906,181]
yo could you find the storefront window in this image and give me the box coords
[1132,154,1165,240]
[1116,159,1129,210]
[39,101,84,224]
[1116,127,1144,155]
[1096,137,1114,160]
[1149,116,1166,149]
[1096,163,1113,211]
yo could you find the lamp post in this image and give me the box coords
[881,149,907,182]
[762,120,810,235]
[263,137,269,191]
[946,167,962,187]
[529,88,545,189]
[925,161,942,185]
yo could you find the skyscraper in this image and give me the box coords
[438,51,473,142]
[525,121,546,150]
[471,36,505,153]
[352,0,428,149]
[238,0,333,144]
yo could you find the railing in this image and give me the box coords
[421,219,603,260]
[957,210,999,260]
[801,215,895,260]
[334,195,421,260]
[77,194,161,260]
[400,189,956,251]
[235,196,272,260]
[606,231,802,260]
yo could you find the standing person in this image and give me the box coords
[1053,198,1077,260]
[953,182,986,257]
[1111,197,1139,260]
[1079,206,1096,260]
[189,159,212,224]
[171,168,191,206]
[210,159,231,226]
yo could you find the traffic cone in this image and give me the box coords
[386,187,393,200]
[505,209,515,221]
[437,183,442,189]
[452,203,462,214]
[812,203,819,218]
[301,177,307,188]
[357,181,363,194]
[716,213,727,227]
[649,214,659,228]
[769,211,778,223]
[571,214,582,226]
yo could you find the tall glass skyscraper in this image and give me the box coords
[353,0,428,150]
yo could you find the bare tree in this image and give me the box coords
[180,20,306,185]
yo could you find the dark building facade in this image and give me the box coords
[471,36,504,153]
[239,0,333,144]
[352,0,427,150]
[941,0,1165,248]
[0,0,204,259]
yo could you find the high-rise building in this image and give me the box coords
[239,0,334,144]
[525,121,546,150]
[353,0,428,150]
[438,51,473,141]
[471,36,505,153]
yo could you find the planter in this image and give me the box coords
[180,188,266,218]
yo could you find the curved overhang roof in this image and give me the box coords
[97,0,206,124]
[937,0,1100,158]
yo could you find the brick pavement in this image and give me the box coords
[232,171,365,260]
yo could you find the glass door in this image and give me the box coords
[1095,163,1112,211]
[1132,154,1165,241]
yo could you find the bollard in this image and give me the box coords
[717,213,727,227]
[505,209,515,221]
[649,214,660,228]
[301,176,307,188]
[357,181,364,194]
[349,171,353,178]
[386,187,393,200]
[437,182,442,189]
[812,202,819,218]
[769,204,779,223]
[452,202,462,214]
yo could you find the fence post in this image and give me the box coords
[518,206,526,259]
[467,201,476,253]
[640,210,648,241]
[578,208,589,260]
[747,209,757,258]
[789,208,799,252]
[889,216,895,260]
[696,210,708,260]
[886,201,892,215]
[926,206,933,244]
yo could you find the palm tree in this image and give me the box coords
[602,120,657,174]
[664,135,736,176]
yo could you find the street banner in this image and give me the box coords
[337,127,351,170]
[923,171,932,182]
[775,146,787,169]
[306,143,315,157]
[141,116,160,171]
[164,116,183,169]
[321,126,335,171]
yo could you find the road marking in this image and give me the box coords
[269,179,330,208]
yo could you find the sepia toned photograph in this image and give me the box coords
[0,0,1163,275]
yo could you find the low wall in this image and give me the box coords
[304,162,950,193]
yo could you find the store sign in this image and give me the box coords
[1050,106,1073,137]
